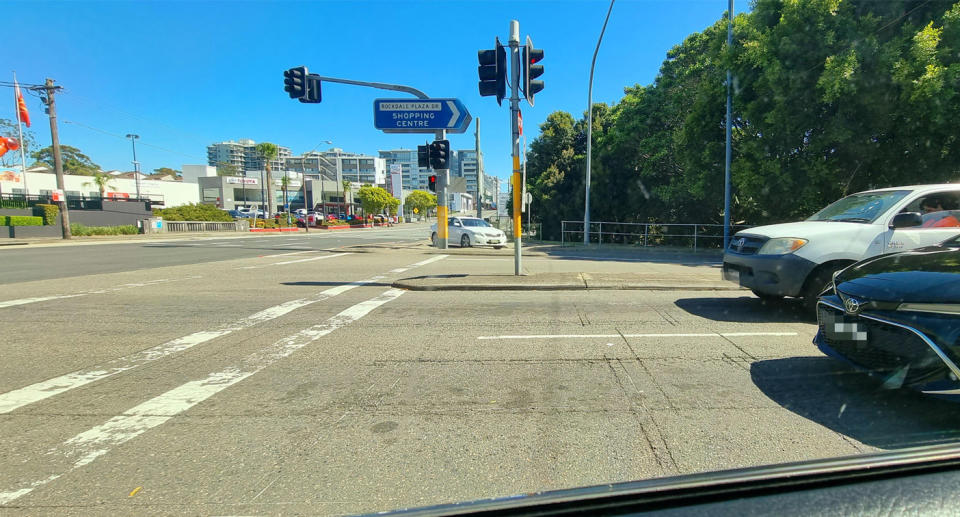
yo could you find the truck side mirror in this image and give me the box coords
[890,212,922,229]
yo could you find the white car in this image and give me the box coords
[723,183,960,307]
[431,216,507,249]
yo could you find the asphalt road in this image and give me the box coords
[0,225,428,284]
[2,242,958,515]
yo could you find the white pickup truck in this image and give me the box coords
[722,184,960,308]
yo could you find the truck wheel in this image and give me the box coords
[802,268,839,312]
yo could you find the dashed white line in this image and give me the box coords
[0,277,197,309]
[0,255,446,414]
[0,288,406,505]
[389,254,448,273]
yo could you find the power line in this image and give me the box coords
[63,120,205,161]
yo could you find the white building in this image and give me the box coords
[206,139,291,173]
[0,166,198,208]
[285,149,385,187]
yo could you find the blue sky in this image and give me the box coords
[7,0,746,185]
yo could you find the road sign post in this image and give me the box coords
[509,20,522,276]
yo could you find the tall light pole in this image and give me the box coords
[125,134,140,201]
[583,0,615,245]
[723,0,735,250]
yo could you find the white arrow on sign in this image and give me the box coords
[447,100,459,128]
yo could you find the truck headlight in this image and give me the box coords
[757,238,808,255]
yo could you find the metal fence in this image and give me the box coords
[164,221,243,232]
[487,217,541,240]
[560,221,753,251]
[0,193,158,211]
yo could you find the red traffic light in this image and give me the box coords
[428,175,437,192]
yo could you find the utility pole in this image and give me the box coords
[475,118,483,219]
[42,78,71,239]
[126,134,140,200]
[509,20,522,275]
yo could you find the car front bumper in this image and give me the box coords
[722,252,817,297]
[814,296,960,400]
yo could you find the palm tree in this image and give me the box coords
[255,142,278,215]
[342,180,352,216]
[280,175,291,223]
[82,172,117,200]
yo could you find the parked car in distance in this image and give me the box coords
[224,209,246,219]
[723,184,960,308]
[430,216,507,249]
[815,233,960,400]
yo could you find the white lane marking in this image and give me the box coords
[0,278,194,310]
[0,294,86,308]
[389,254,448,273]
[234,252,344,269]
[215,244,244,247]
[476,332,799,340]
[0,289,405,505]
[0,256,445,414]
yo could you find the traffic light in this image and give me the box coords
[477,37,506,105]
[522,36,545,106]
[429,139,450,170]
[428,175,437,192]
[302,75,321,103]
[283,66,321,103]
[417,145,430,168]
[284,66,307,99]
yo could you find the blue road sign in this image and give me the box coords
[374,98,472,134]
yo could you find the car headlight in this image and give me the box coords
[898,303,960,315]
[757,238,808,255]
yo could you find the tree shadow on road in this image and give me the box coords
[751,357,960,450]
[674,295,812,323]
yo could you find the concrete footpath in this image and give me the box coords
[385,243,739,291]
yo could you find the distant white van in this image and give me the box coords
[723,184,960,307]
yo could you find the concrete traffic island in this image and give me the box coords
[393,272,744,291]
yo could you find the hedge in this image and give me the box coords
[153,203,233,222]
[0,199,27,209]
[70,223,139,236]
[0,216,43,226]
[33,204,60,225]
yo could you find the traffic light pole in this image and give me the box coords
[509,20,522,276]
[435,129,448,250]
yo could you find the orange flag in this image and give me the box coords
[15,79,30,128]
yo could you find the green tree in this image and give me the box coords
[152,167,181,178]
[255,142,278,215]
[405,190,437,217]
[31,145,100,175]
[0,118,37,167]
[355,185,395,215]
[82,172,118,199]
[387,196,400,216]
[216,162,240,177]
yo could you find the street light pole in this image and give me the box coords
[723,0,735,250]
[583,0,615,245]
[126,134,140,201]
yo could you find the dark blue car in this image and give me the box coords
[815,233,960,399]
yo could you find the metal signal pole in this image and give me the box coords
[509,20,522,275]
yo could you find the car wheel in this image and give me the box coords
[493,246,504,250]
[431,233,439,247]
[461,234,471,248]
